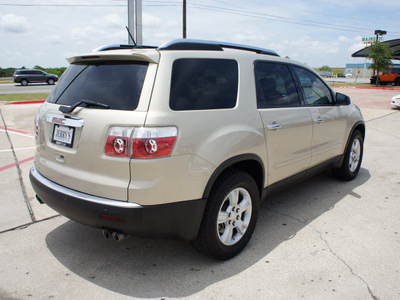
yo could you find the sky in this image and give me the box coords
[0,0,399,69]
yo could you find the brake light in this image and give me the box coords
[105,127,133,157]
[105,127,177,159]
[34,114,39,138]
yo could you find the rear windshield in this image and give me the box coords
[47,62,148,111]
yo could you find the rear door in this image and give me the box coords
[35,60,156,201]
[255,61,312,185]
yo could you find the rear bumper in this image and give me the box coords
[29,167,206,241]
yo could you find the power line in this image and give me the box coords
[0,1,375,34]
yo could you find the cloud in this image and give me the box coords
[103,13,124,29]
[142,13,161,27]
[0,13,29,33]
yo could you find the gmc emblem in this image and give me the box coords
[52,117,66,125]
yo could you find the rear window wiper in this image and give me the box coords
[59,99,110,113]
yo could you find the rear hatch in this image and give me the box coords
[34,51,159,201]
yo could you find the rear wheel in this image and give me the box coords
[21,79,28,86]
[333,130,363,181]
[192,170,259,260]
[394,78,400,86]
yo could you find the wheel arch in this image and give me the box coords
[335,121,365,168]
[202,154,265,200]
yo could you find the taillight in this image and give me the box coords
[105,127,177,159]
[131,127,178,158]
[105,127,133,157]
[34,114,39,138]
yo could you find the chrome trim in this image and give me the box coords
[31,166,142,208]
[45,114,85,128]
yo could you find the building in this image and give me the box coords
[344,63,373,78]
[345,63,400,78]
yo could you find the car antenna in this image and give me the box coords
[125,26,137,47]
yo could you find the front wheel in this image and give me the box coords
[47,78,55,85]
[192,170,259,260]
[333,130,364,181]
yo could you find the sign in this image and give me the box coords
[362,36,384,45]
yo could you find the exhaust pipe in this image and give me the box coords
[102,228,112,239]
[102,228,129,242]
[111,231,128,242]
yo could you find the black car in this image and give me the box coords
[13,69,59,86]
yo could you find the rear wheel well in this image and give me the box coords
[354,123,365,140]
[203,156,264,200]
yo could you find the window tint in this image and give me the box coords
[170,58,238,110]
[48,62,148,110]
[254,62,300,108]
[294,67,333,106]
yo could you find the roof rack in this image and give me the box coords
[158,39,279,57]
[93,44,157,52]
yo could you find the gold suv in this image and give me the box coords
[30,39,365,260]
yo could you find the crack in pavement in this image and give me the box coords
[268,208,379,300]
[0,107,36,223]
[0,214,61,235]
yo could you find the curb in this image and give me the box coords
[6,100,45,105]
[332,86,400,90]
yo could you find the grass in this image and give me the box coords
[0,80,13,84]
[0,93,49,102]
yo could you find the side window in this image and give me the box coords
[254,62,300,108]
[294,67,333,106]
[170,58,238,110]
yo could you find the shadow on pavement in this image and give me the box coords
[45,168,370,298]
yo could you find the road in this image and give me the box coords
[0,88,399,299]
[0,83,55,94]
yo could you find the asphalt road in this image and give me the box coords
[0,83,55,94]
[0,88,399,299]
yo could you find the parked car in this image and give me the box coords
[13,69,59,86]
[29,39,365,260]
[391,94,400,107]
[370,67,400,85]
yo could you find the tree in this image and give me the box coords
[319,65,332,72]
[368,42,394,85]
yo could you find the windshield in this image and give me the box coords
[47,62,148,111]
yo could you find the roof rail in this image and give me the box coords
[93,44,157,52]
[158,39,279,57]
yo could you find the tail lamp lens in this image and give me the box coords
[105,127,177,158]
[105,127,133,157]
[34,114,39,138]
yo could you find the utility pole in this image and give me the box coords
[183,0,187,39]
[128,0,143,45]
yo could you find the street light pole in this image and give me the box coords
[183,0,187,39]
[128,0,143,45]
[374,30,387,44]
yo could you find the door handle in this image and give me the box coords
[267,123,282,130]
[314,118,324,124]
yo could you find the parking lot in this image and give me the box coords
[0,88,399,299]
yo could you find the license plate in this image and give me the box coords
[51,124,75,148]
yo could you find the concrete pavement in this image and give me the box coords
[0,91,399,299]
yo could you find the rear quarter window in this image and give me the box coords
[170,58,238,110]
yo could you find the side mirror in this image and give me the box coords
[336,92,351,106]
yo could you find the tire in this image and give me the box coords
[394,78,400,86]
[47,78,55,85]
[192,170,259,260]
[333,130,364,181]
[21,79,28,86]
